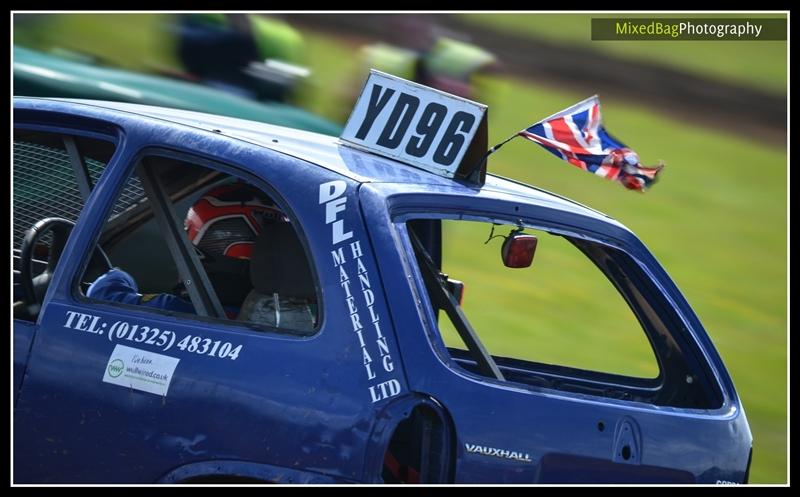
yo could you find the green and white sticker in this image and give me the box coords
[102,344,180,396]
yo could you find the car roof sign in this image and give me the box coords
[341,70,488,184]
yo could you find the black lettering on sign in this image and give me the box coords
[433,111,476,166]
[377,92,420,150]
[355,84,395,140]
[405,102,447,158]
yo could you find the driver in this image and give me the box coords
[87,181,287,318]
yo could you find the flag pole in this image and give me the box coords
[474,131,521,172]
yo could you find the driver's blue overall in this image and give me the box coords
[87,268,195,313]
[88,268,242,318]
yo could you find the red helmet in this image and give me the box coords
[185,182,287,261]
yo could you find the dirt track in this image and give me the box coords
[287,14,786,146]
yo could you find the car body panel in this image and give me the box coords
[358,183,750,483]
[12,97,752,483]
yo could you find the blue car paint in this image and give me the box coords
[13,320,37,401]
[358,185,751,483]
[13,97,751,483]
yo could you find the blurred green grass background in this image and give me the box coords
[13,13,787,483]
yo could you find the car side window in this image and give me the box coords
[441,219,659,377]
[407,217,722,409]
[13,129,117,320]
[80,152,320,335]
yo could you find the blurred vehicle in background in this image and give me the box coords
[13,45,341,136]
[167,13,311,103]
[361,37,497,101]
[339,18,499,124]
[355,15,498,100]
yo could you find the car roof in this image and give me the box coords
[14,97,625,229]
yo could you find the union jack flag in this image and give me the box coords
[518,95,664,191]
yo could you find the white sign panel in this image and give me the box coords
[341,70,487,178]
[103,344,180,396]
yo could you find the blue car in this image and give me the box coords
[13,81,752,483]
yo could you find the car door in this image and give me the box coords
[13,115,399,483]
[13,126,119,398]
[360,184,751,484]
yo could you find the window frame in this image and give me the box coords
[396,211,723,409]
[13,125,121,314]
[73,146,325,337]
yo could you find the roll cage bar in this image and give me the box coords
[135,157,226,319]
[408,230,504,381]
